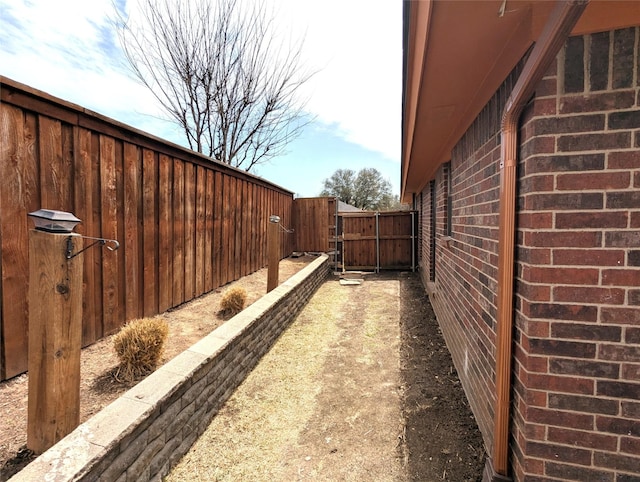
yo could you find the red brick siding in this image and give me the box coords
[515,27,640,480]
[417,184,431,279]
[418,26,640,481]
[419,60,526,451]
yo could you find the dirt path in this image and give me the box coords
[399,273,486,480]
[167,272,485,481]
[1,267,485,481]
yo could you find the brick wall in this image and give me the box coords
[10,255,330,482]
[513,27,640,481]
[419,26,639,481]
[419,59,526,451]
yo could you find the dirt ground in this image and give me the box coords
[0,262,485,481]
[398,273,486,480]
[167,271,485,482]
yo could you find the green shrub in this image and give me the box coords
[113,317,169,382]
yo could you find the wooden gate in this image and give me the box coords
[291,198,416,272]
[338,211,417,271]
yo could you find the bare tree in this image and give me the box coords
[115,0,312,171]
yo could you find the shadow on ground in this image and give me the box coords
[398,272,486,481]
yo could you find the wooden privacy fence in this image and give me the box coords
[293,197,337,253]
[339,211,417,271]
[0,77,294,380]
[293,197,417,272]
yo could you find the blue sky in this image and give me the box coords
[0,0,401,198]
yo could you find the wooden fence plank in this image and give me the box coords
[232,176,238,280]
[142,148,158,318]
[248,183,255,273]
[204,170,214,291]
[222,175,233,285]
[252,187,258,269]
[266,189,271,263]
[123,143,141,321]
[234,179,242,280]
[100,136,120,334]
[74,130,98,342]
[239,180,248,277]
[73,127,97,346]
[260,187,267,266]
[278,193,284,258]
[275,193,279,255]
[195,166,206,297]
[158,154,172,312]
[220,174,227,287]
[268,191,272,260]
[259,191,270,266]
[254,186,261,269]
[115,140,126,328]
[184,163,195,300]
[172,160,185,305]
[238,180,245,277]
[279,193,284,257]
[61,124,75,210]
[40,116,65,209]
[90,133,104,339]
[0,105,35,377]
[276,193,282,259]
[213,171,223,289]
[284,194,294,255]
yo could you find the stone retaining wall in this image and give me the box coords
[11,254,330,482]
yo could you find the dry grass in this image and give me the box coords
[166,282,347,482]
[219,286,248,317]
[112,317,169,382]
[167,277,408,482]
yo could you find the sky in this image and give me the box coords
[0,0,402,198]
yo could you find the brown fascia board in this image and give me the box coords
[400,0,432,203]
[400,0,640,201]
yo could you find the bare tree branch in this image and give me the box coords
[114,0,313,171]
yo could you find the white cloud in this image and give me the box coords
[0,0,164,125]
[0,0,401,162]
[278,0,402,162]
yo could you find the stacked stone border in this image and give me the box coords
[11,254,330,482]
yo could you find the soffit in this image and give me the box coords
[402,0,640,202]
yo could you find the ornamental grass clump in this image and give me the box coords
[220,286,247,317]
[113,317,169,382]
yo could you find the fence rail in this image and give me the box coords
[0,77,294,380]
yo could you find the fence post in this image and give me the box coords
[267,215,280,292]
[27,213,83,454]
[375,212,380,273]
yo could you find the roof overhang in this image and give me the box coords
[401,0,640,202]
